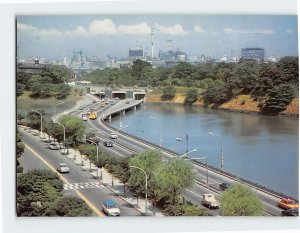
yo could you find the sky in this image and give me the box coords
[16,15,298,60]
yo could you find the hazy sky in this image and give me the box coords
[17,15,298,60]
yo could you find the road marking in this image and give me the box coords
[24,143,105,217]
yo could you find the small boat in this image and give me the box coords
[176,137,183,141]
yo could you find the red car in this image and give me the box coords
[277,198,299,210]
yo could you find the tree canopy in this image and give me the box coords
[219,184,264,216]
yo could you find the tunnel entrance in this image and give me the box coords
[111,91,126,99]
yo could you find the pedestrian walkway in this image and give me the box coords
[64,148,164,216]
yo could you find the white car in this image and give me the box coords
[109,133,118,139]
[48,143,59,150]
[56,163,70,173]
[102,200,120,216]
[82,115,88,121]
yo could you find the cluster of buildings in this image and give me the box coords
[18,45,280,74]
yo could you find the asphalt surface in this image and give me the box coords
[19,130,143,217]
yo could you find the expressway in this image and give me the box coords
[19,128,143,217]
[70,94,290,216]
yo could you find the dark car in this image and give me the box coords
[219,182,231,191]
[282,208,299,216]
[103,141,113,147]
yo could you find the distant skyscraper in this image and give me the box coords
[241,48,265,62]
[129,48,144,58]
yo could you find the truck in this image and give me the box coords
[202,193,220,209]
[89,111,97,120]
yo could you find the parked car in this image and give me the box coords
[101,199,120,216]
[282,208,299,216]
[56,163,70,173]
[219,182,231,191]
[48,143,59,150]
[79,106,84,110]
[103,141,113,147]
[277,198,299,210]
[110,133,118,139]
[92,99,97,103]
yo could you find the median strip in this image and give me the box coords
[24,143,105,218]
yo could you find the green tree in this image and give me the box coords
[17,130,25,158]
[45,196,92,216]
[17,169,63,216]
[164,203,208,216]
[17,82,25,97]
[58,115,86,147]
[26,110,45,131]
[262,84,295,113]
[157,158,194,205]
[128,150,162,196]
[232,60,259,93]
[141,66,158,87]
[55,83,71,99]
[204,80,231,104]
[131,59,151,79]
[184,88,198,106]
[220,184,264,216]
[161,85,176,100]
[277,56,299,86]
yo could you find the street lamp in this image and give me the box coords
[150,116,162,147]
[208,132,224,170]
[190,156,209,187]
[54,101,65,116]
[179,149,198,158]
[129,166,148,216]
[54,122,66,155]
[85,139,100,179]
[31,110,43,137]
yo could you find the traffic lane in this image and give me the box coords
[19,147,49,172]
[79,187,142,216]
[21,131,142,216]
[184,186,220,216]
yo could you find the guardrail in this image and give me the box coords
[100,107,298,202]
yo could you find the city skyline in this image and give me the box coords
[17,15,298,60]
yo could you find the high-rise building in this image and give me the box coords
[241,48,265,62]
[129,48,144,58]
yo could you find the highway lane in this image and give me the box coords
[19,130,143,217]
[81,97,286,216]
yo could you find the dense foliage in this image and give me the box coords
[17,169,92,216]
[17,65,71,99]
[161,85,176,100]
[219,184,264,216]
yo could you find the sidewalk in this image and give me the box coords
[64,147,164,216]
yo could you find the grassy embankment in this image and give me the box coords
[146,88,299,116]
[17,89,84,109]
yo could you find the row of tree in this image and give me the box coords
[78,144,264,216]
[16,129,92,216]
[17,65,72,98]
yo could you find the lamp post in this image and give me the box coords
[85,139,100,179]
[150,116,162,147]
[129,166,148,216]
[208,132,224,170]
[54,101,65,116]
[31,110,43,137]
[179,148,197,158]
[190,156,209,187]
[54,122,66,155]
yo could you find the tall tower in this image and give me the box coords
[151,27,154,59]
